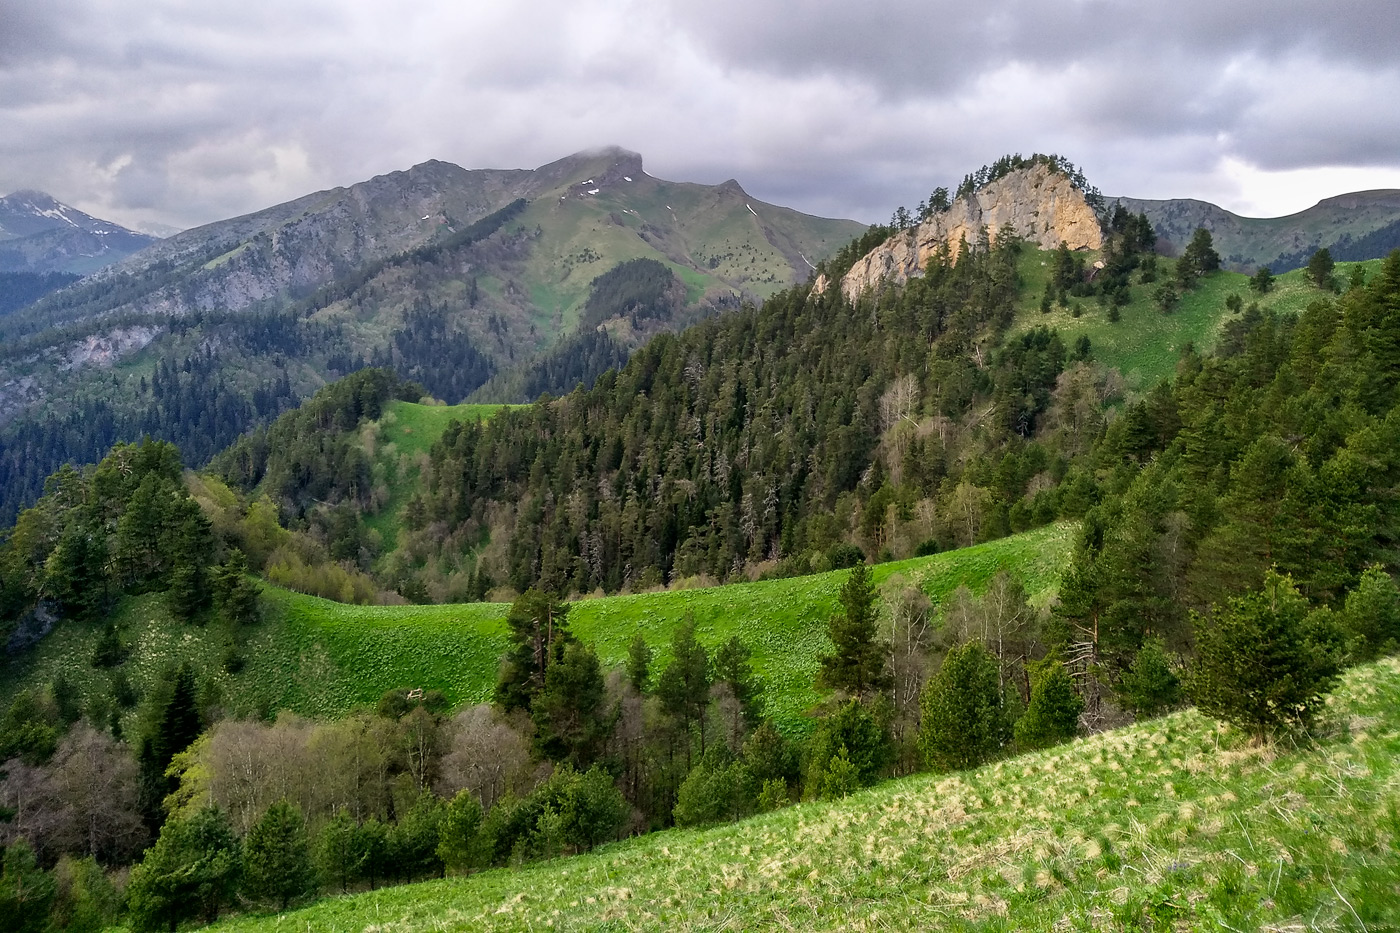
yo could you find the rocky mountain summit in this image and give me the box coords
[0,190,157,274]
[842,163,1102,300]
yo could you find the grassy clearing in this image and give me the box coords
[0,525,1072,734]
[201,657,1400,932]
[364,400,518,547]
[1013,252,1383,391]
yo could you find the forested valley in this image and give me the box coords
[2,181,1400,929]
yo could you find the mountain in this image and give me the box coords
[18,147,862,341]
[0,190,158,275]
[1112,188,1400,271]
[842,160,1102,299]
[0,148,864,522]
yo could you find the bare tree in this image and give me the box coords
[435,705,536,811]
[0,724,145,864]
[884,579,933,774]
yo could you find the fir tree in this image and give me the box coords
[242,799,316,911]
[817,563,891,699]
[919,642,1010,771]
[437,790,484,874]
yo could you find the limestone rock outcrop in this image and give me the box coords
[841,163,1103,300]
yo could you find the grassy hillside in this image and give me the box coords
[361,400,520,548]
[1013,252,1384,390]
[0,524,1073,734]
[197,656,1400,932]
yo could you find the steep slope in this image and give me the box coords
[1113,188,1400,271]
[0,190,157,274]
[207,657,1400,932]
[843,162,1102,300]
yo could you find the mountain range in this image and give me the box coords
[1113,188,1400,271]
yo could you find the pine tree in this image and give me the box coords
[625,632,652,693]
[167,498,214,621]
[0,839,56,933]
[531,640,610,768]
[817,563,891,699]
[315,809,366,894]
[138,665,203,832]
[656,618,712,761]
[1307,247,1336,290]
[212,548,262,626]
[436,790,484,874]
[242,799,316,911]
[919,642,1010,771]
[494,589,572,712]
[45,520,107,623]
[1117,638,1181,719]
[713,635,764,730]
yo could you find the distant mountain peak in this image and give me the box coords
[0,190,156,274]
[534,147,645,190]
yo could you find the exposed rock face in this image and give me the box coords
[842,163,1103,300]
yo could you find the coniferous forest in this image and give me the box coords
[3,174,1400,928]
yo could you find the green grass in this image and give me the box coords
[1012,253,1384,391]
[0,524,1072,734]
[198,656,1400,932]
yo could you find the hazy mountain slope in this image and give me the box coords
[1113,188,1400,271]
[0,190,157,274]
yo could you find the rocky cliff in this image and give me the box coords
[842,163,1103,300]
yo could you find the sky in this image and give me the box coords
[3,0,1399,234]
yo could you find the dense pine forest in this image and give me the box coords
[2,173,1400,928]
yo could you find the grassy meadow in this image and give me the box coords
[193,656,1400,932]
[0,524,1073,735]
[1012,252,1383,391]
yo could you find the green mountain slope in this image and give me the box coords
[1011,252,1385,390]
[1114,189,1400,271]
[197,656,1400,932]
[0,523,1072,734]
[0,149,863,523]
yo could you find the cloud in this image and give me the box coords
[1,0,1397,231]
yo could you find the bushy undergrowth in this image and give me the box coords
[199,657,1400,932]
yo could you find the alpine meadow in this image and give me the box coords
[3,148,1400,933]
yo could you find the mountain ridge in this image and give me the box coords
[0,189,157,275]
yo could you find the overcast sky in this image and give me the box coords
[3,0,1399,233]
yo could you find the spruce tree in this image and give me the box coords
[1187,572,1338,738]
[817,563,891,699]
[315,809,366,894]
[1013,658,1084,750]
[242,799,316,911]
[919,642,1010,771]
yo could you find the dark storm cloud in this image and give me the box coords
[0,0,1397,231]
